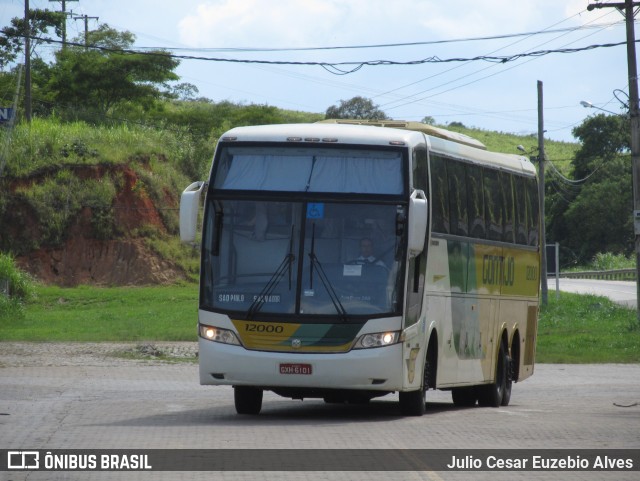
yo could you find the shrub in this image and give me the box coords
[0,253,35,319]
[590,252,634,271]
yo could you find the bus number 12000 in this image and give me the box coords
[245,323,284,334]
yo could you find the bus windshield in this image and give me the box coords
[212,146,403,194]
[201,199,405,320]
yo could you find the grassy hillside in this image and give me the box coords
[0,118,204,283]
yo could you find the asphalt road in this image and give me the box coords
[0,343,638,481]
[552,278,637,308]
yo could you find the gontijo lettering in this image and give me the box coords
[482,255,515,286]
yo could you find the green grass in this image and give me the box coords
[2,284,639,364]
[0,284,199,342]
[537,291,640,363]
[1,118,199,178]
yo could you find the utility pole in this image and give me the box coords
[537,80,548,306]
[49,0,79,48]
[73,14,99,48]
[588,0,640,322]
[24,0,31,123]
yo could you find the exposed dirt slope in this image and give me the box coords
[11,164,185,286]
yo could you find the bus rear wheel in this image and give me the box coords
[501,354,513,406]
[477,343,508,407]
[234,386,263,415]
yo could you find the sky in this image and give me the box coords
[0,0,636,144]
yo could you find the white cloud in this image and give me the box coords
[178,0,344,47]
[178,0,584,49]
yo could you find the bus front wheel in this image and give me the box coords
[399,388,425,416]
[234,386,263,415]
[399,345,436,416]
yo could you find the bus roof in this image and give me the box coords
[318,119,487,150]
[219,122,537,177]
[219,122,426,147]
[427,135,537,177]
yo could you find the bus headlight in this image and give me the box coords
[199,324,241,345]
[354,331,400,349]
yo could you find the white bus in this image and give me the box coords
[180,121,540,416]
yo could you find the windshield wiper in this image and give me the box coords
[308,223,347,321]
[247,225,295,319]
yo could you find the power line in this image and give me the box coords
[13,34,637,72]
[376,8,604,106]
[130,21,629,53]
[381,8,621,111]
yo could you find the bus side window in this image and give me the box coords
[526,177,540,247]
[502,172,515,244]
[484,168,504,242]
[514,176,528,245]
[467,164,485,239]
[412,146,429,192]
[430,155,450,234]
[448,160,468,237]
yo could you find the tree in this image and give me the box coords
[168,82,199,101]
[547,113,633,263]
[561,158,632,260]
[47,24,179,119]
[0,9,64,70]
[325,96,389,120]
[571,113,629,180]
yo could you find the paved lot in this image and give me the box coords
[0,342,639,481]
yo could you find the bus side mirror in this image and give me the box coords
[180,181,206,242]
[408,189,428,256]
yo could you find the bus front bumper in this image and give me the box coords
[198,337,405,392]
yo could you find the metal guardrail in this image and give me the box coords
[558,269,636,281]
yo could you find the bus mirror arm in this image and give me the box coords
[180,181,206,243]
[407,189,428,256]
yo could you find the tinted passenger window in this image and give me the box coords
[430,155,450,234]
[467,164,485,239]
[483,168,504,241]
[502,173,515,244]
[448,161,468,237]
[514,176,528,245]
[526,178,540,247]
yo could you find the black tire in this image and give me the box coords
[234,386,263,415]
[399,344,436,416]
[477,343,508,408]
[501,354,513,406]
[399,388,425,416]
[451,387,477,407]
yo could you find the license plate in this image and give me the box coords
[279,363,313,375]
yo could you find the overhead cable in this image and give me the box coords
[11,35,636,74]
